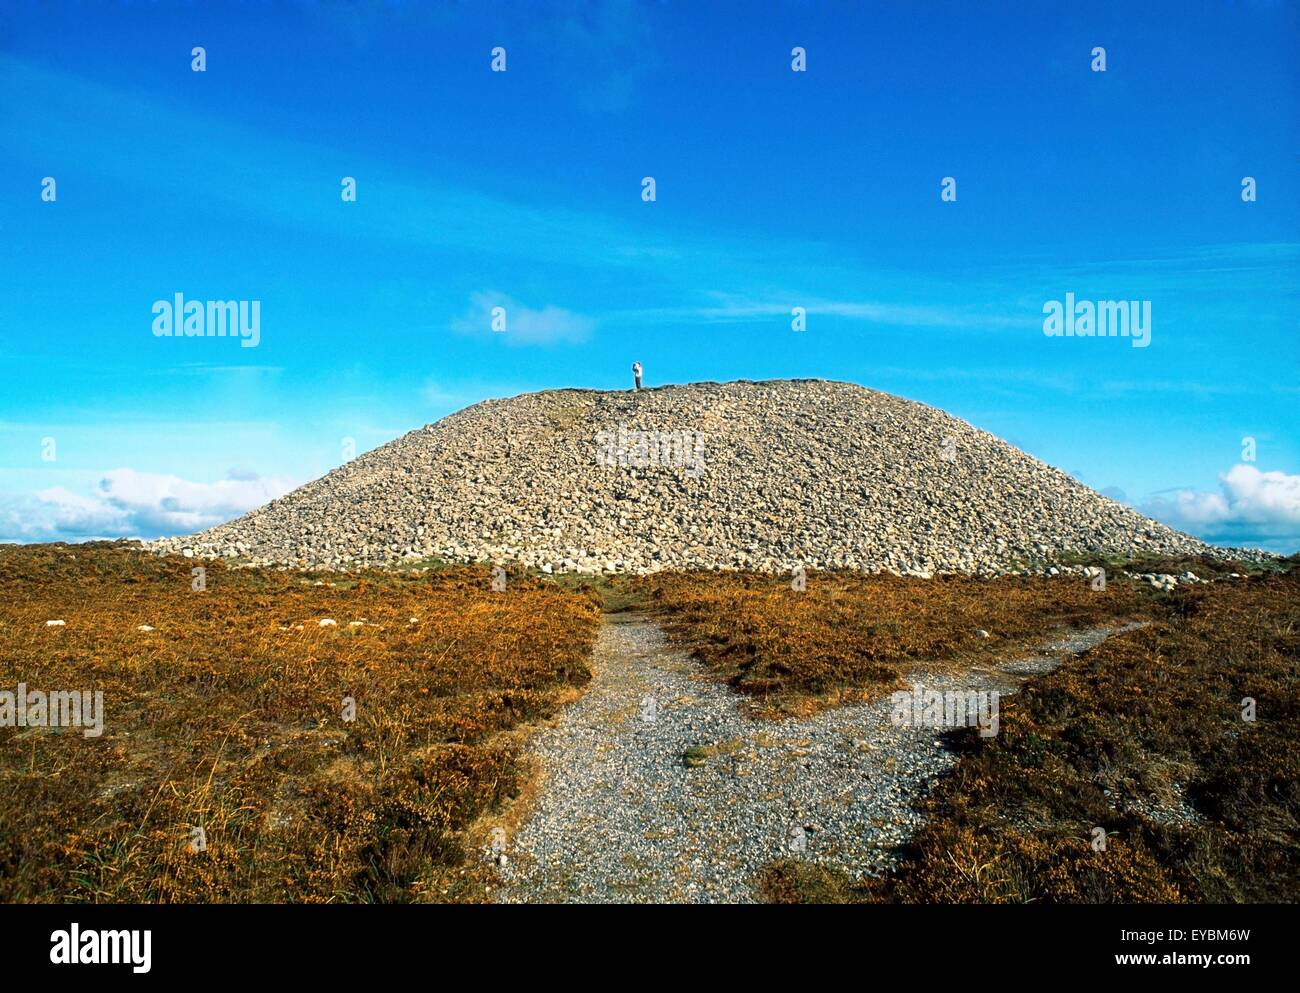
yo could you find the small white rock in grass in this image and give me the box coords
[319,618,337,627]
[976,629,989,639]
[408,617,419,624]
[46,619,66,627]
[137,624,155,632]
[348,620,366,628]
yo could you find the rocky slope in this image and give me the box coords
[150,379,1236,575]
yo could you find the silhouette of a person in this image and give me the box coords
[632,361,643,390]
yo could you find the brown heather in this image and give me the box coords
[0,543,599,903]
[4,541,1294,904]
[631,570,1151,717]
[756,571,1300,903]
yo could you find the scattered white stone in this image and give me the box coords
[976,629,989,639]
[137,624,155,632]
[45,619,65,627]
[318,618,337,627]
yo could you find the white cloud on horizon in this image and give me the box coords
[0,468,298,543]
[1143,464,1300,553]
[6,460,1297,556]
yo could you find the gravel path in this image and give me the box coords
[495,612,1145,904]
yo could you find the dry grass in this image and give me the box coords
[757,571,1300,903]
[632,570,1150,716]
[0,543,600,903]
[9,541,1291,905]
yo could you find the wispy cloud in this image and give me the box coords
[0,55,678,270]
[600,290,1030,333]
[6,53,1292,345]
[452,292,596,345]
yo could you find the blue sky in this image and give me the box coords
[1,0,1297,551]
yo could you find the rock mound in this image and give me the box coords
[153,379,1221,574]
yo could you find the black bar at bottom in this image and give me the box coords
[0,903,1285,981]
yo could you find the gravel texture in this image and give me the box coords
[146,379,1265,574]
[494,613,1142,904]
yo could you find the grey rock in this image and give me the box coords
[143,380,1273,574]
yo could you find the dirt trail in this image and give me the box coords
[496,612,1143,904]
